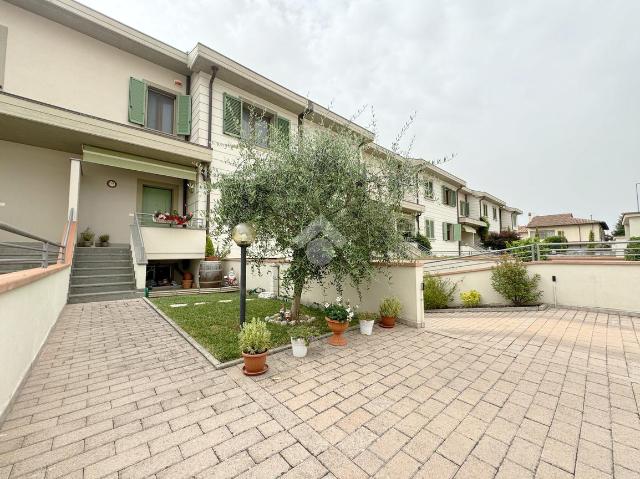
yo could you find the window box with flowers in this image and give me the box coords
[153,210,193,226]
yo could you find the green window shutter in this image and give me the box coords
[441,186,447,205]
[276,117,290,144]
[450,190,457,207]
[465,202,470,216]
[128,77,146,125]
[442,222,447,241]
[454,224,462,241]
[223,93,242,137]
[176,94,192,135]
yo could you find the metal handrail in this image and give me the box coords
[0,219,67,269]
[130,213,148,265]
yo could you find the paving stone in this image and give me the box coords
[317,446,368,479]
[437,431,476,466]
[414,452,459,479]
[156,447,218,479]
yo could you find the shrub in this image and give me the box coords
[412,233,432,253]
[460,290,481,307]
[205,235,215,257]
[80,228,95,243]
[625,236,640,261]
[98,234,109,243]
[491,256,542,306]
[379,297,402,318]
[238,318,271,354]
[289,323,319,346]
[482,230,520,250]
[543,235,568,249]
[423,275,457,309]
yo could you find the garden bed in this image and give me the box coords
[424,304,547,313]
[149,292,358,362]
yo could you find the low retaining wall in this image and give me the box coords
[431,261,640,314]
[222,259,426,327]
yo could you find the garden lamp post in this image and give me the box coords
[231,223,256,327]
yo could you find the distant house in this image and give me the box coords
[526,213,609,242]
[620,212,640,239]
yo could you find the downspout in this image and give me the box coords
[205,66,218,236]
[185,75,191,142]
[498,206,502,231]
[456,187,461,256]
[183,75,192,218]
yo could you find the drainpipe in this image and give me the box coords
[456,187,461,256]
[205,66,218,236]
[185,75,191,142]
[498,206,502,231]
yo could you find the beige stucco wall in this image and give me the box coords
[141,227,205,260]
[433,262,640,313]
[0,140,71,241]
[78,163,184,244]
[0,267,70,418]
[527,224,603,242]
[625,216,640,238]
[223,260,425,327]
[0,1,186,124]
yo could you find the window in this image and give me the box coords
[482,204,488,217]
[424,181,434,199]
[147,88,175,134]
[223,93,290,147]
[512,214,517,228]
[441,186,457,207]
[557,230,565,237]
[0,25,7,90]
[442,222,461,241]
[459,201,469,217]
[538,230,555,239]
[492,207,497,220]
[425,219,435,239]
[128,77,191,135]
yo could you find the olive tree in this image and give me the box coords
[209,111,444,320]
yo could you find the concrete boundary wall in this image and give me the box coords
[222,259,425,327]
[431,261,640,314]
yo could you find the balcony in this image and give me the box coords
[132,213,205,261]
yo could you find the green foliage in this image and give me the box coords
[98,234,109,243]
[491,256,542,306]
[289,323,320,346]
[587,230,596,249]
[210,112,437,320]
[482,231,520,250]
[460,290,481,307]
[324,297,355,322]
[357,312,378,322]
[478,217,490,240]
[379,297,402,317]
[205,235,215,257]
[410,233,432,253]
[612,215,625,236]
[80,228,95,243]
[238,318,271,354]
[625,236,640,261]
[423,275,457,309]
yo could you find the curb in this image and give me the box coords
[424,304,547,314]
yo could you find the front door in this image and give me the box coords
[142,186,172,225]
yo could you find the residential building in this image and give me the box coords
[525,213,609,241]
[620,212,640,239]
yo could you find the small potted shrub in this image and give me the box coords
[358,312,376,336]
[324,297,354,346]
[460,290,481,308]
[238,318,271,375]
[289,323,319,358]
[78,228,95,247]
[379,297,402,328]
[182,271,193,289]
[97,234,110,247]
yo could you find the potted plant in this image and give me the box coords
[78,228,95,247]
[358,312,376,336]
[379,297,402,328]
[289,323,319,358]
[182,271,193,289]
[97,234,110,247]
[205,235,216,260]
[324,297,355,346]
[238,318,271,375]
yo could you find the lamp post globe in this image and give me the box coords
[232,223,255,327]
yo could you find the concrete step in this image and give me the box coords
[74,247,131,256]
[73,259,133,268]
[74,253,132,261]
[67,290,142,304]
[69,281,136,294]
[70,274,135,285]
[72,266,134,275]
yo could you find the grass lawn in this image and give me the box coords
[151,292,358,362]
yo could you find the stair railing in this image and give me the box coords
[0,220,67,269]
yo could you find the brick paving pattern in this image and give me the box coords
[1,300,639,478]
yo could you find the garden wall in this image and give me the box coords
[432,261,640,313]
[222,259,426,327]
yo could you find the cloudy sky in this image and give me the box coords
[83,0,640,227]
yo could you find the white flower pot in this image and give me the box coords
[360,320,374,335]
[290,338,308,358]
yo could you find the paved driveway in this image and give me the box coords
[0,301,639,478]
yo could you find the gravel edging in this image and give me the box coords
[424,304,547,314]
[143,297,359,370]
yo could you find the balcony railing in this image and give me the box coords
[135,212,205,230]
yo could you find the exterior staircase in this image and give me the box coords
[0,242,58,274]
[68,245,140,303]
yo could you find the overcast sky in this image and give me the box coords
[83,0,640,227]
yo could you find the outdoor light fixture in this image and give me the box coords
[232,223,256,326]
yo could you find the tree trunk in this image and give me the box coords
[290,280,304,322]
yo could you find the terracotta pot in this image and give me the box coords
[183,271,194,280]
[242,351,268,375]
[205,256,220,261]
[182,279,193,289]
[379,315,396,328]
[326,317,349,346]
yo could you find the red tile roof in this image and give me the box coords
[527,213,608,230]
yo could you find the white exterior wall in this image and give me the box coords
[480,199,501,233]
[0,267,70,418]
[419,175,460,254]
[501,209,517,231]
[624,216,640,238]
[0,1,187,124]
[526,224,604,242]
